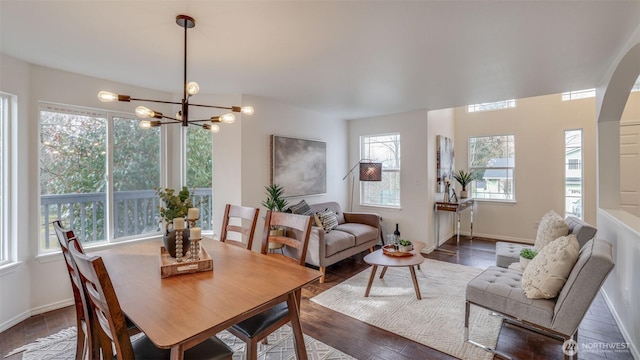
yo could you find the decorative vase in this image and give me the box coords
[163,227,191,258]
[398,244,413,253]
[268,227,285,250]
[519,256,531,270]
[460,189,468,198]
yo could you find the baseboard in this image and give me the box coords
[0,309,31,333]
[600,289,639,359]
[0,298,74,333]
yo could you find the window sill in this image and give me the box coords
[0,261,23,276]
[35,234,164,263]
[359,204,402,211]
[473,199,517,205]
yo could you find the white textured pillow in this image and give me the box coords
[522,235,580,299]
[534,210,569,251]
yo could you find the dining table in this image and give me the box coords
[95,238,322,360]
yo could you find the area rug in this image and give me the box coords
[311,259,502,360]
[6,325,354,360]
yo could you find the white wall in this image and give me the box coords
[454,94,598,243]
[239,95,348,252]
[347,109,455,251]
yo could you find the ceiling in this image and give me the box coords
[1,1,639,120]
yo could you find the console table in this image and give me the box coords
[434,198,475,254]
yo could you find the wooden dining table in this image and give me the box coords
[95,238,321,360]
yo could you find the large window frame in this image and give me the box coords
[565,129,583,219]
[0,93,13,266]
[469,134,516,201]
[360,133,401,208]
[38,102,214,254]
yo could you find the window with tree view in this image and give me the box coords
[186,126,213,231]
[361,134,400,207]
[469,135,515,200]
[39,103,162,252]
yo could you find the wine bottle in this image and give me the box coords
[394,223,400,241]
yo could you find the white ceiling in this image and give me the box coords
[1,1,639,119]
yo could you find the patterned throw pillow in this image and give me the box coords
[534,210,569,251]
[288,200,314,217]
[316,208,338,233]
[521,234,580,299]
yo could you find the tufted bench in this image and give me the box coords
[465,238,614,358]
[495,216,597,268]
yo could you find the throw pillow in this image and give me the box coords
[288,199,314,217]
[316,208,338,233]
[534,210,569,251]
[521,234,580,299]
[313,213,323,228]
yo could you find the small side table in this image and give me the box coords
[363,241,426,300]
[434,198,475,254]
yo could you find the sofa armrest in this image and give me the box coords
[305,227,326,267]
[343,212,381,228]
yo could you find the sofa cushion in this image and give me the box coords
[335,223,378,246]
[534,210,569,251]
[565,216,597,248]
[324,230,356,257]
[466,266,555,327]
[289,199,314,217]
[309,202,346,224]
[522,235,580,299]
[316,208,339,232]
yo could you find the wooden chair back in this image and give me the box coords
[260,211,312,265]
[220,204,260,250]
[52,220,95,360]
[68,245,134,360]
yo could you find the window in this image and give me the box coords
[467,99,516,113]
[0,93,11,264]
[39,103,178,252]
[469,135,515,200]
[186,126,213,231]
[361,134,400,207]
[562,89,596,101]
[565,129,583,219]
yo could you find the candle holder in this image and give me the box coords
[189,237,202,261]
[175,229,184,263]
[187,218,199,229]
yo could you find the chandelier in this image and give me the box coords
[97,15,253,133]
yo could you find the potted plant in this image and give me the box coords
[156,186,193,257]
[262,184,289,249]
[453,170,477,198]
[398,239,413,253]
[519,248,538,270]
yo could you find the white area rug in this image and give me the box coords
[311,259,502,360]
[6,325,354,360]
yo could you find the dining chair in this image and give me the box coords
[53,220,143,359]
[227,210,313,360]
[52,220,94,360]
[68,242,234,360]
[219,204,260,250]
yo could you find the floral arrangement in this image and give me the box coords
[156,186,193,223]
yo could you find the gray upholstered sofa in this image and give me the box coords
[465,238,614,358]
[304,201,381,283]
[495,216,597,268]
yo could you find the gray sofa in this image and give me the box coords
[304,201,381,283]
[495,216,597,268]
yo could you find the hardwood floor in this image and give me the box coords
[1,237,632,359]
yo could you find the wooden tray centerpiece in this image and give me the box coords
[382,244,414,257]
[159,245,213,278]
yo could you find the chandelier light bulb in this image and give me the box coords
[98,91,119,102]
[135,106,155,118]
[220,113,236,123]
[176,111,183,120]
[139,120,152,129]
[204,124,220,133]
[186,82,200,96]
[241,106,254,115]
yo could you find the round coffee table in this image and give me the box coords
[363,241,426,300]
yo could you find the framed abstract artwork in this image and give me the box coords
[436,135,454,193]
[271,135,326,197]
